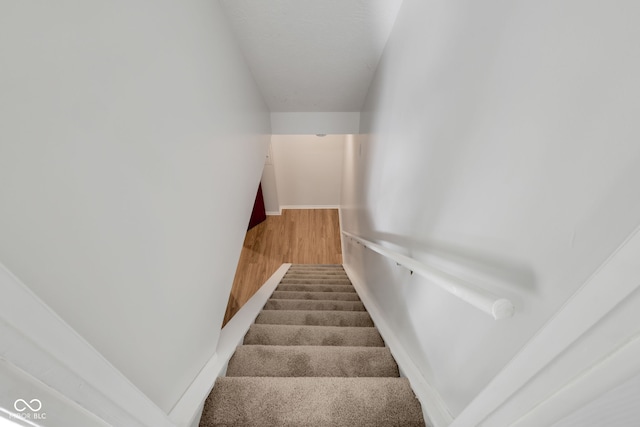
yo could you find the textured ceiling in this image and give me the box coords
[220,0,403,112]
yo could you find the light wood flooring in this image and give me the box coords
[223,209,343,326]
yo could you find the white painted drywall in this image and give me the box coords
[219,0,403,112]
[341,0,640,417]
[272,135,345,208]
[271,112,360,135]
[260,143,280,215]
[261,163,280,215]
[0,0,269,413]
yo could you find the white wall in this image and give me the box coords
[272,135,345,208]
[341,0,640,417]
[260,143,280,215]
[271,112,360,135]
[0,0,270,414]
[261,165,280,215]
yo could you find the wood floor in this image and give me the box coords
[223,209,343,326]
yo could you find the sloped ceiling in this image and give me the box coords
[220,0,403,112]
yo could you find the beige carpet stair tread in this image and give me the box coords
[263,299,366,311]
[280,278,352,285]
[284,270,349,279]
[276,284,356,293]
[287,268,346,273]
[271,291,360,301]
[286,270,347,273]
[226,345,399,377]
[255,310,374,327]
[285,271,347,276]
[289,264,344,268]
[243,324,384,346]
[285,271,346,276]
[202,264,425,427]
[282,275,351,280]
[284,271,349,280]
[202,377,425,427]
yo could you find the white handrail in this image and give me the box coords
[341,230,515,320]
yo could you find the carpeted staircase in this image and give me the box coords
[200,264,426,426]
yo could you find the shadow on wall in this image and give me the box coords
[342,214,537,417]
[366,230,538,296]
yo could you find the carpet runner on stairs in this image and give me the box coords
[200,264,426,426]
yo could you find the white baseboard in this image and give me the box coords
[342,263,454,427]
[0,262,174,427]
[514,331,640,427]
[267,205,341,215]
[168,264,291,427]
[0,358,112,427]
[279,205,340,210]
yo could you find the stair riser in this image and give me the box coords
[277,284,356,293]
[280,279,352,286]
[263,299,366,311]
[284,273,349,278]
[286,269,348,273]
[255,310,373,327]
[226,346,399,378]
[244,324,384,347]
[285,272,347,277]
[289,264,343,268]
[271,291,360,301]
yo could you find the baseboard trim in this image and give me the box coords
[0,262,173,427]
[513,331,640,427]
[266,210,282,216]
[168,264,291,427]
[343,263,454,427]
